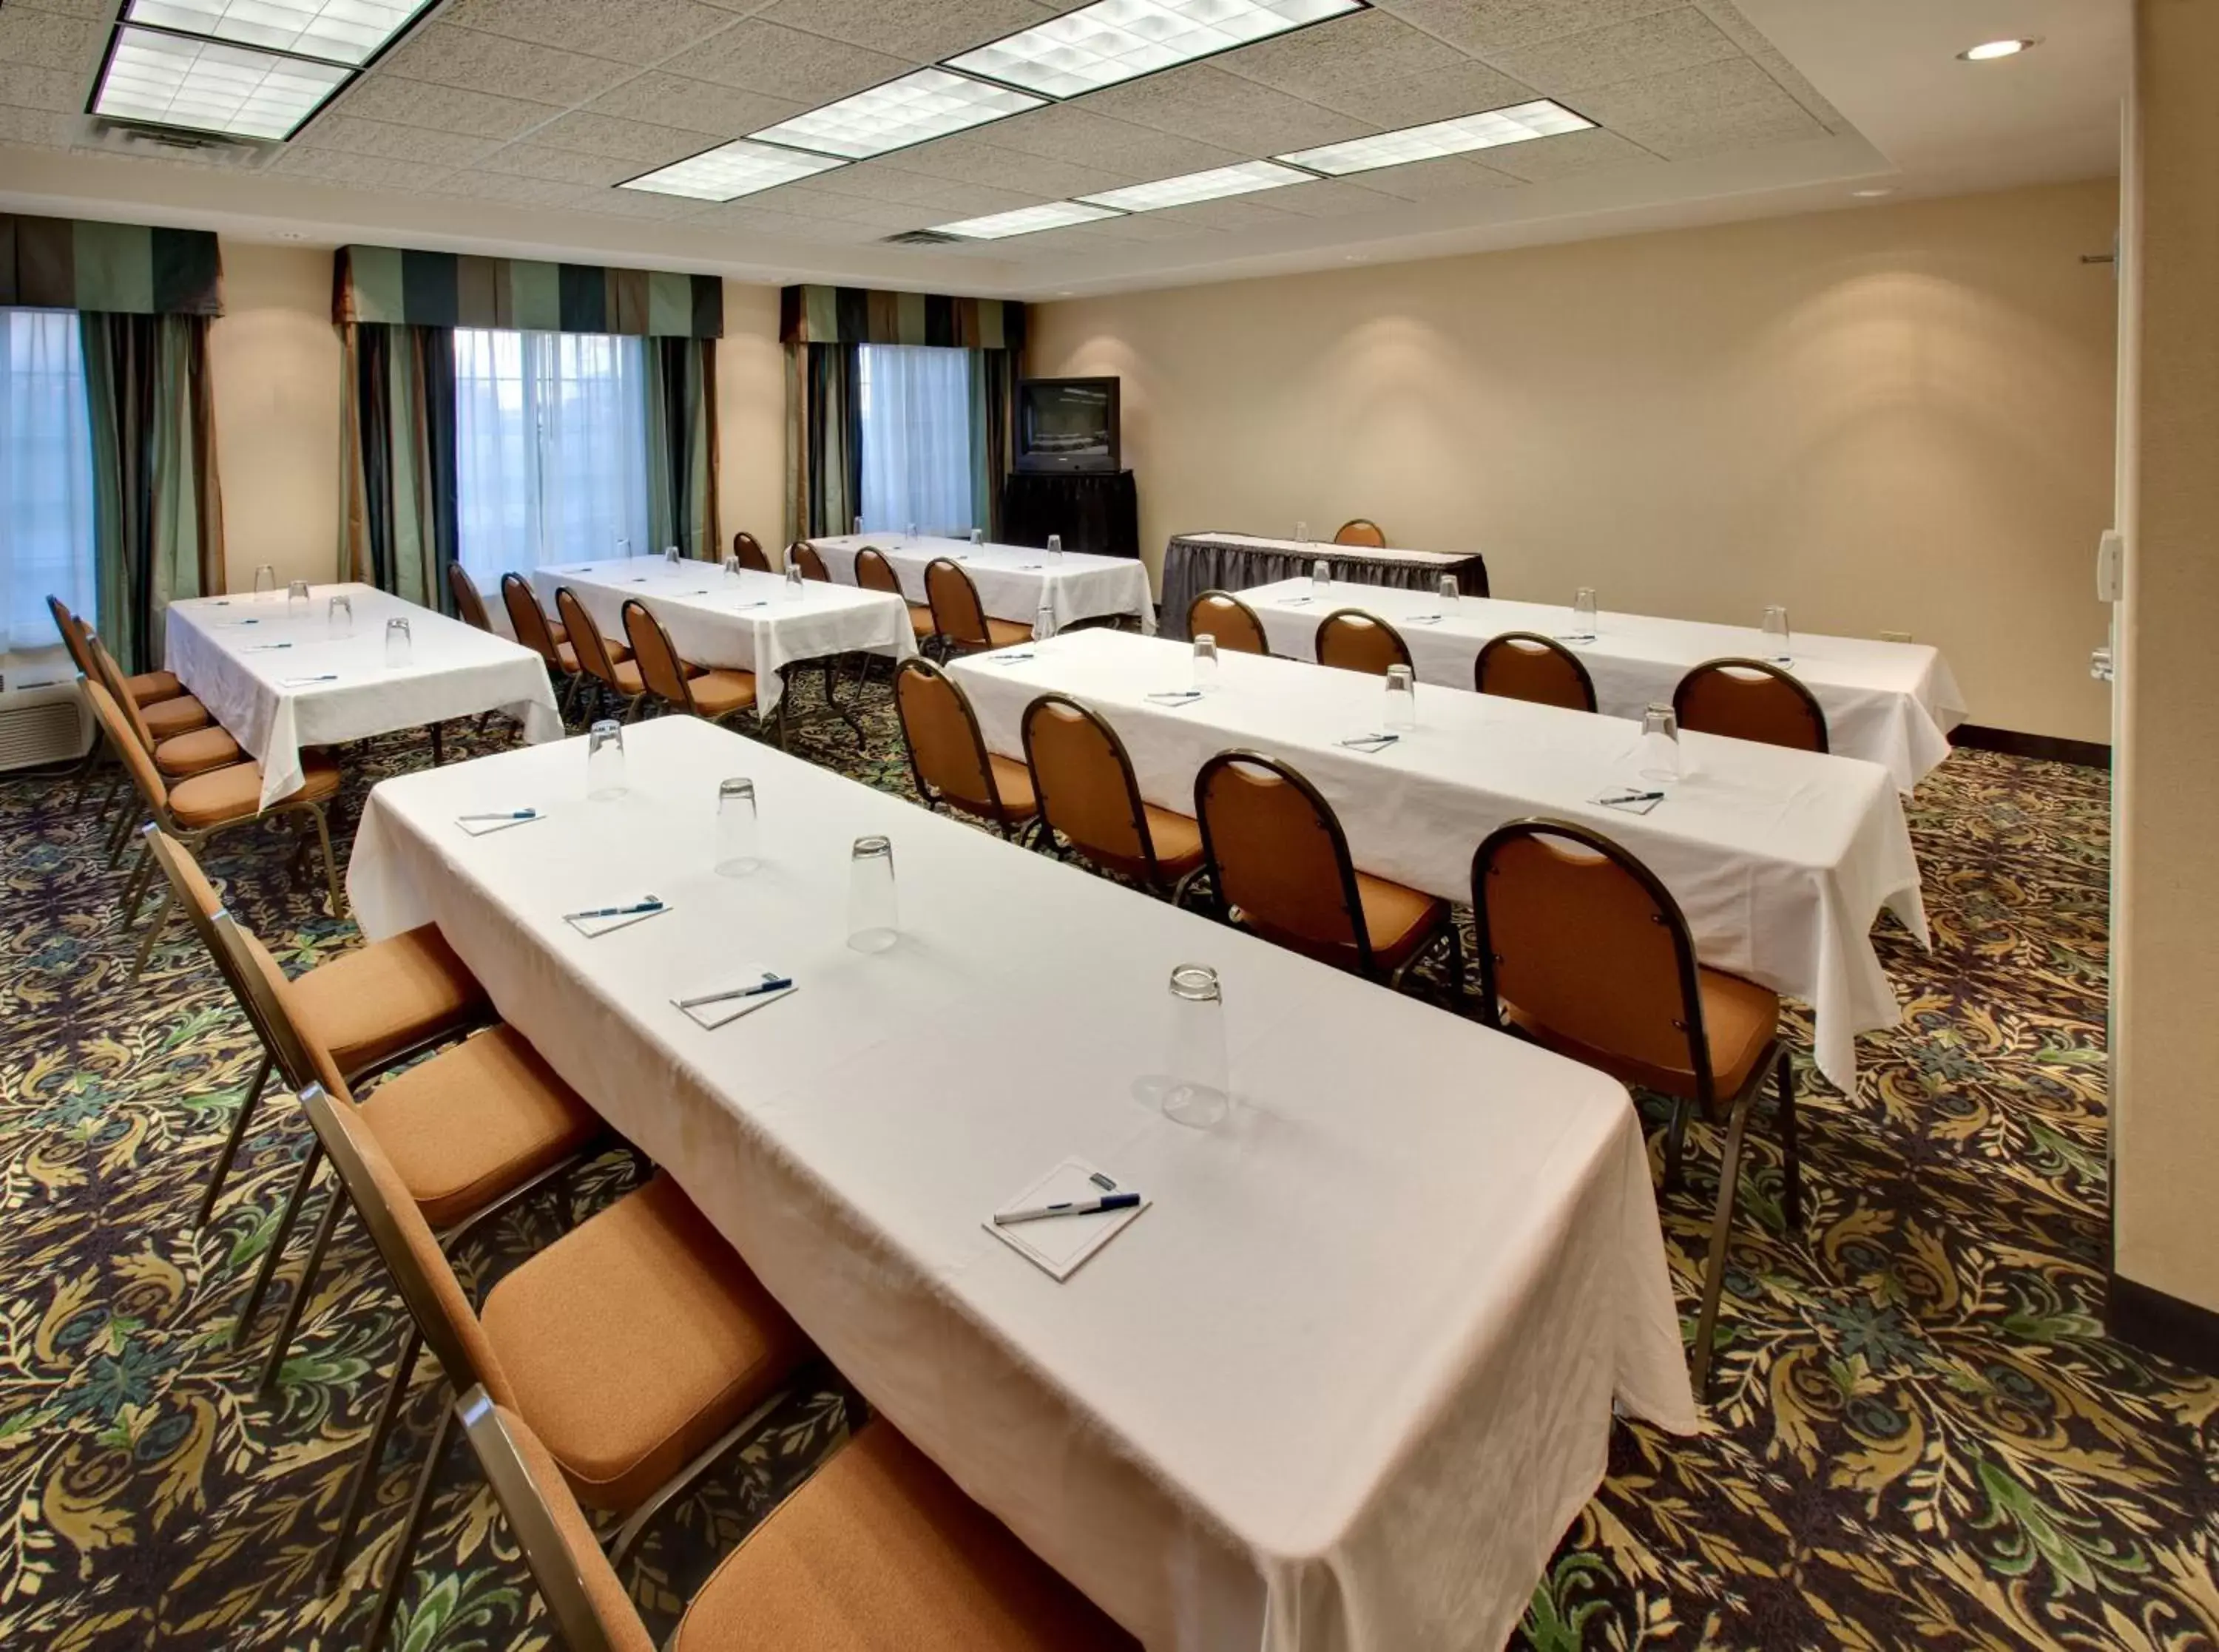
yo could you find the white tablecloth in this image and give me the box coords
[530,558,914,714]
[347,716,1695,1652]
[1241,580,1967,793]
[164,584,562,809]
[949,629,1925,1090]
[810,532,1156,634]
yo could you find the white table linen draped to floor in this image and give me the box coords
[808,532,1156,634]
[1240,579,1967,793]
[949,629,1925,1091]
[347,716,1696,1652]
[530,558,914,713]
[163,583,561,809]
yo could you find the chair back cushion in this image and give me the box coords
[88,634,160,754]
[1673,660,1828,753]
[620,599,693,708]
[501,575,562,668]
[1333,518,1387,547]
[49,596,98,679]
[925,558,990,647]
[1023,697,1151,879]
[791,541,830,581]
[1196,754,1365,962]
[854,547,902,595]
[1314,610,1411,677]
[555,587,620,687]
[1476,632,1596,712]
[1186,592,1269,656]
[733,532,772,573]
[448,564,493,631]
[84,680,167,813]
[895,660,1000,815]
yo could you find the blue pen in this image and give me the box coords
[459,809,538,822]
[567,897,664,921]
[675,972,793,1012]
[994,1192,1142,1226]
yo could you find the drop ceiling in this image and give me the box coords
[0,0,2130,299]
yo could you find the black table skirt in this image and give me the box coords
[1001,470,1140,560]
[1161,534,1490,640]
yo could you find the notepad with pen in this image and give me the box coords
[984,1157,1149,1282]
[563,896,670,938]
[672,967,796,1030]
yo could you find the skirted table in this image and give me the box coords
[1161,530,1490,639]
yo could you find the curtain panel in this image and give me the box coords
[646,336,720,559]
[1,214,222,315]
[339,323,458,610]
[786,343,860,542]
[337,246,722,339]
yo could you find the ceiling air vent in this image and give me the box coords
[87,119,278,169]
[882,229,963,246]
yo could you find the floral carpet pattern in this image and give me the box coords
[0,674,2212,1652]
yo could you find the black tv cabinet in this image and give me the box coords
[1001,469,1138,560]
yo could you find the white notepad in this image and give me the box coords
[1593,788,1666,816]
[563,897,670,938]
[672,967,797,1030]
[985,1157,1149,1282]
[456,809,544,837]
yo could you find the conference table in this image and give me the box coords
[346,714,1695,1652]
[949,629,1925,1091]
[1162,530,1489,639]
[1239,578,1966,792]
[163,583,561,809]
[808,532,1156,634]
[530,557,914,715]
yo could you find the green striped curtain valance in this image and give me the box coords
[0,214,223,316]
[336,246,723,339]
[780,284,1024,351]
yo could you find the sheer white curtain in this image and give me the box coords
[453,328,650,589]
[859,344,977,537]
[0,310,97,652]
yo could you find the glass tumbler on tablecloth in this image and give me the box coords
[254,564,277,599]
[906,522,919,544]
[848,835,898,952]
[1160,964,1229,1128]
[1637,703,1682,783]
[664,544,681,565]
[1310,558,1330,599]
[286,579,310,618]
[715,777,758,876]
[327,595,353,637]
[1569,587,1598,643]
[785,564,805,600]
[587,719,626,800]
[1192,634,1219,691]
[722,553,740,578]
[1383,665,1417,731]
[1763,605,1793,665]
[1047,533,1063,561]
[1294,521,1310,545]
[384,617,412,668]
[1439,574,1460,606]
[1033,599,1057,643]
[854,515,865,537]
[970,528,984,546]
[617,538,632,560]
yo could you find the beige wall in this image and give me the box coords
[2112,0,2219,1318]
[1030,180,2119,743]
[203,248,786,592]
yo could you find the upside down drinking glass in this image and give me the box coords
[848,835,898,951]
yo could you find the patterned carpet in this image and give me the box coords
[1,672,2213,1652]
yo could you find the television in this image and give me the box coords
[1016,376,1121,475]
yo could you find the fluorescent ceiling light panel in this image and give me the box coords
[1080,158,1311,211]
[621,139,846,203]
[123,0,430,67]
[1279,98,1592,175]
[94,25,349,139]
[950,0,1362,98]
[749,69,1043,160]
[932,201,1125,240]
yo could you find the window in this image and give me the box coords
[0,311,96,654]
[858,344,978,537]
[453,328,650,589]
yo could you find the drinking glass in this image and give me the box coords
[253,564,277,600]
[286,578,310,618]
[1159,964,1229,1128]
[848,835,898,952]
[587,718,626,800]
[616,538,632,560]
[1762,604,1792,664]
[1439,574,1461,606]
[970,528,984,546]
[853,515,865,537]
[721,553,740,578]
[1047,533,1064,561]
[1294,521,1310,545]
[1637,703,1682,783]
[715,777,759,875]
[1033,598,1057,642]
[906,521,919,544]
[384,617,412,668]
[1570,586,1598,642]
[1383,664,1417,731]
[1192,633,1219,691]
[1310,558,1330,598]
[785,564,805,600]
[663,544,681,565]
[326,594,353,637]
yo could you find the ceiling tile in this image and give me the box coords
[430,169,591,206]
[985,223,1131,257]
[527,109,721,163]
[825,197,948,230]
[0,61,84,113]
[271,148,461,192]
[479,141,641,186]
[374,24,636,107]
[0,105,78,146]
[331,74,567,140]
[1264,177,1424,217]
[755,0,1057,64]
[1470,125,1659,180]
[874,135,1127,196]
[738,181,865,218]
[1298,57,1536,124]
[8,0,114,18]
[1480,8,1743,94]
[978,107,1253,181]
[1344,152,1523,200]
[1143,194,1306,233]
[1689,0,1848,132]
[800,158,962,203]
[294,112,504,166]
[692,200,832,235]
[570,185,706,218]
[904,178,1051,216]
[678,20,913,102]
[1603,85,1826,160]
[439,0,745,67]
[583,73,805,135]
[0,6,102,72]
[1567,53,1786,128]
[1081,209,1225,242]
[1372,0,1678,54]
[1080,66,1377,155]
[1216,9,1464,101]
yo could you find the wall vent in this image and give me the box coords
[0,682,92,773]
[882,229,962,246]
[87,119,278,169]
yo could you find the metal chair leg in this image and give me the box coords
[1775,1051,1802,1228]
[197,1050,274,1228]
[428,722,444,766]
[231,1142,323,1350]
[362,1401,455,1652]
[1661,1097,1694,1193]
[129,886,177,980]
[121,842,160,925]
[325,1327,422,1588]
[305,804,345,920]
[257,1183,347,1392]
[1689,1089,1754,1401]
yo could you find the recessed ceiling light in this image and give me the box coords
[122,0,433,68]
[1851,186,1895,198]
[749,69,1043,160]
[1079,159,1311,213]
[948,0,1362,100]
[931,201,1126,240]
[94,25,349,140]
[1278,98,1592,175]
[1959,37,2038,61]
[621,138,846,202]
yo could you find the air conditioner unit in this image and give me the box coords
[85,118,280,170]
[0,677,93,773]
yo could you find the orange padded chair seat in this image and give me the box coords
[987,754,1037,815]
[169,751,340,827]
[908,603,936,640]
[672,1419,1136,1652]
[287,924,488,1077]
[1141,806,1205,878]
[359,1023,600,1229]
[478,1174,807,1511]
[686,668,757,717]
[155,724,246,778]
[1506,965,1780,1101]
[127,668,186,705]
[984,616,1033,649]
[143,694,215,739]
[1233,868,1447,974]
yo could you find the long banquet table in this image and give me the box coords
[948,629,1924,1090]
[808,532,1156,634]
[1240,578,1966,792]
[1162,530,1489,640]
[347,715,1695,1652]
[165,583,561,808]
[530,557,914,713]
